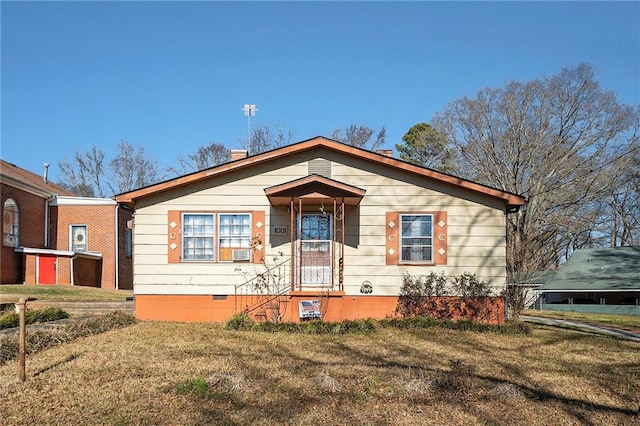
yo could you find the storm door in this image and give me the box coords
[299,214,332,286]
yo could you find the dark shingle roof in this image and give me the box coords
[542,247,640,292]
[0,159,75,197]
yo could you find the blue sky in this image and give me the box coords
[2,1,639,185]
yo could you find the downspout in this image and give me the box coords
[115,203,119,290]
[70,254,75,286]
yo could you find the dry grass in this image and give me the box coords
[0,284,132,303]
[0,322,638,425]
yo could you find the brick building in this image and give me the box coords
[1,160,132,290]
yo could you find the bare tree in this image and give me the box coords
[605,142,640,246]
[58,147,110,197]
[171,141,231,175]
[244,124,296,155]
[431,63,639,274]
[58,141,165,197]
[110,140,164,193]
[330,124,386,151]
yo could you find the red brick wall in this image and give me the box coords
[55,204,117,289]
[1,183,47,283]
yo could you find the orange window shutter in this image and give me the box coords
[433,211,448,265]
[168,210,181,263]
[252,210,265,263]
[386,211,399,265]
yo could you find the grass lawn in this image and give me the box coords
[524,309,640,334]
[0,322,638,425]
[0,284,132,303]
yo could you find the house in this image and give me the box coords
[0,159,133,290]
[509,271,556,309]
[540,246,640,316]
[115,137,525,323]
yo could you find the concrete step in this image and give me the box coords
[26,301,133,316]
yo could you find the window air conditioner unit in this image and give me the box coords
[232,249,251,262]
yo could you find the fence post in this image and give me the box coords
[16,297,37,383]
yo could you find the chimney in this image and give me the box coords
[231,150,248,161]
[43,163,49,183]
[376,149,393,158]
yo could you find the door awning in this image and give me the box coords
[264,174,366,206]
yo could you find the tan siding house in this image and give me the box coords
[116,137,524,323]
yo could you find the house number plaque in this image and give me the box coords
[273,225,289,236]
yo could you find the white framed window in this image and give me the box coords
[70,224,88,252]
[400,214,433,263]
[2,198,20,247]
[218,213,251,262]
[182,213,215,261]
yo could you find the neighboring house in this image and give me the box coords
[540,246,640,316]
[115,137,525,323]
[509,271,556,309]
[0,159,133,290]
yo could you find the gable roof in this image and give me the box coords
[264,174,366,206]
[0,159,75,198]
[115,136,525,210]
[542,247,640,292]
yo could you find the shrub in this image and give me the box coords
[0,307,69,330]
[224,313,254,331]
[229,317,377,334]
[451,272,493,297]
[378,316,531,335]
[379,316,440,329]
[26,307,70,324]
[396,272,500,322]
[395,272,448,317]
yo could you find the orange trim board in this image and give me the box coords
[134,294,505,324]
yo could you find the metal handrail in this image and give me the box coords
[234,258,291,312]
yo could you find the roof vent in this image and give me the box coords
[308,158,331,177]
[376,149,393,157]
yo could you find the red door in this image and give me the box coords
[38,255,57,285]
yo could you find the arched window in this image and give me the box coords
[3,198,20,247]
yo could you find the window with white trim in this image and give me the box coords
[70,224,88,252]
[2,198,20,247]
[400,214,433,262]
[182,213,215,261]
[218,213,251,262]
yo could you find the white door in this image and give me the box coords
[299,214,332,286]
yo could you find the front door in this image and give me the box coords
[299,214,332,286]
[38,255,57,285]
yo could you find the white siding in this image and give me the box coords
[132,149,509,295]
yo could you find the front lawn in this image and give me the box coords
[0,321,637,425]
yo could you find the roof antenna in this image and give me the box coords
[242,104,258,154]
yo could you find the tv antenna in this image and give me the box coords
[242,104,258,152]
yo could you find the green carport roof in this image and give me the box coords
[542,246,640,292]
